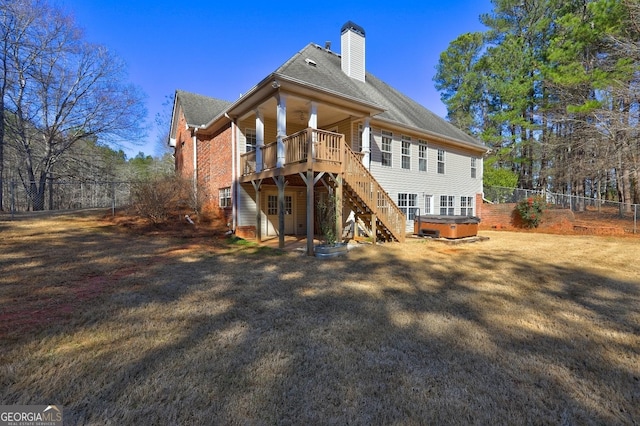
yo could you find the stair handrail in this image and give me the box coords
[342,145,406,242]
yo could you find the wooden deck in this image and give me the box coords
[239,128,406,250]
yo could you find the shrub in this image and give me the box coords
[131,177,191,224]
[516,196,547,228]
[316,193,337,245]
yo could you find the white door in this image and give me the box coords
[424,194,434,215]
[265,193,295,235]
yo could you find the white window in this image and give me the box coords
[245,128,256,152]
[398,193,418,220]
[471,157,477,179]
[418,140,427,172]
[460,196,474,216]
[440,195,455,215]
[401,135,411,170]
[219,187,231,208]
[381,130,392,167]
[437,149,445,174]
[424,194,434,214]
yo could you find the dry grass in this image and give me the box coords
[1,210,639,424]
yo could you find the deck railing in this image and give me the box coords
[240,128,344,174]
[263,142,277,170]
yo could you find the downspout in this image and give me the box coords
[225,113,237,233]
[192,128,198,196]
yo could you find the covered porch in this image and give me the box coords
[238,127,405,256]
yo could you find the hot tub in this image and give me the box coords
[414,215,480,239]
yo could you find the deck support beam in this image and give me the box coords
[306,170,314,256]
[299,171,326,256]
[274,175,287,249]
[335,174,343,241]
[251,179,263,242]
[371,212,377,245]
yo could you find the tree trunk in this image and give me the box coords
[0,108,4,211]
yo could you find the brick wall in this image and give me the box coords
[173,109,234,217]
[197,124,233,213]
[173,112,194,181]
[478,201,576,231]
[478,203,522,229]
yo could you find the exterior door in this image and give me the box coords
[265,193,295,235]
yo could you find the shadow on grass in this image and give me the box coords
[1,215,638,424]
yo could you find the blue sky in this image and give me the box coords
[56,0,493,159]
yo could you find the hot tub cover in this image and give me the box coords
[415,215,481,224]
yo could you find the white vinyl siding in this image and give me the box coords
[368,126,483,233]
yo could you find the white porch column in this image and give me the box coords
[255,108,264,172]
[276,94,287,168]
[362,117,371,169]
[308,101,318,129]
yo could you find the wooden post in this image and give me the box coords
[252,179,263,242]
[335,174,343,242]
[275,175,286,249]
[306,169,314,256]
[371,213,377,245]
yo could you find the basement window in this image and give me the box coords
[219,187,231,208]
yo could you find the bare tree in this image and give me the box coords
[0,0,42,210]
[2,0,146,210]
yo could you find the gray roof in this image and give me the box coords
[176,90,231,127]
[274,43,482,147]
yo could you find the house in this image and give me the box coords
[169,22,487,255]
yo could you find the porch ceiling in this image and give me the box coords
[237,94,367,128]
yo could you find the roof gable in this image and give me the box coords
[274,44,482,147]
[176,90,231,127]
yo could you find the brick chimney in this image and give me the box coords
[340,21,366,82]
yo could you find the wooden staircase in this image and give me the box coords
[341,145,406,243]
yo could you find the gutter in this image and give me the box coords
[225,113,237,233]
[373,116,488,154]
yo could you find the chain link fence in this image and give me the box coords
[484,185,638,234]
[2,179,134,217]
